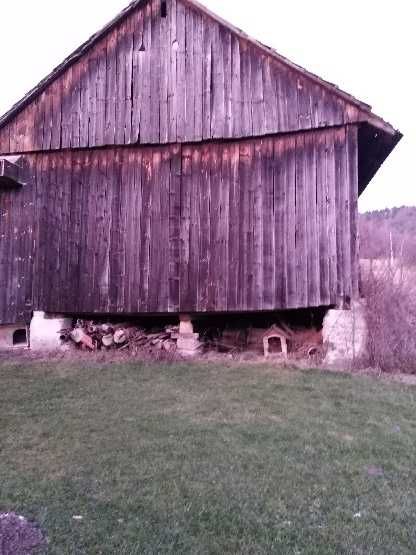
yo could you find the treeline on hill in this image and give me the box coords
[359,206,416,264]
[359,206,416,374]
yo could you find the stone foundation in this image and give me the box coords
[177,315,201,357]
[29,311,73,351]
[323,302,368,369]
[0,324,29,350]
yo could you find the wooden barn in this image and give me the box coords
[0,0,401,349]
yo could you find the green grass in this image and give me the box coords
[1,360,416,554]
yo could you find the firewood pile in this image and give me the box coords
[60,320,179,354]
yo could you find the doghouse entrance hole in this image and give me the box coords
[13,328,27,347]
[268,337,283,353]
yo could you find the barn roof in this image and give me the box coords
[0,0,399,137]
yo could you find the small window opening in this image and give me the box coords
[13,328,27,347]
[161,1,167,17]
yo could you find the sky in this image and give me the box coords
[0,1,413,213]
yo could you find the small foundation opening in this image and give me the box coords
[161,1,167,17]
[13,328,27,347]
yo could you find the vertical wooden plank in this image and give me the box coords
[198,144,211,311]
[240,42,253,137]
[211,24,225,139]
[274,137,286,309]
[334,127,346,304]
[169,143,181,312]
[159,0,169,143]
[226,142,240,310]
[180,145,192,311]
[160,147,171,310]
[176,0,187,141]
[316,130,330,305]
[193,10,204,141]
[305,131,320,307]
[295,134,308,308]
[262,137,276,310]
[167,0,178,143]
[185,7,196,141]
[140,2,153,143]
[207,142,220,310]
[139,147,152,311]
[343,126,354,302]
[218,143,231,310]
[202,17,212,140]
[130,148,143,312]
[124,16,134,144]
[105,33,117,145]
[297,77,313,130]
[263,57,278,135]
[251,52,265,137]
[348,125,360,299]
[79,58,90,148]
[42,88,53,151]
[326,129,338,304]
[115,21,127,145]
[150,0,161,143]
[238,141,252,310]
[231,36,243,138]
[132,7,144,143]
[61,67,72,148]
[252,140,264,311]
[148,149,162,312]
[51,79,63,149]
[222,30,233,139]
[93,151,111,312]
[95,43,107,147]
[186,145,201,311]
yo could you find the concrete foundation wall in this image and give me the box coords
[323,302,368,369]
[30,312,73,351]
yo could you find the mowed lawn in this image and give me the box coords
[1,361,416,554]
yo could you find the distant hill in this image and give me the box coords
[359,206,416,263]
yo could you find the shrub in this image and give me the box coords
[361,260,416,373]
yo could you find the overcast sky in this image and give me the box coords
[0,1,413,213]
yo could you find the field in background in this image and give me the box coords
[1,361,416,554]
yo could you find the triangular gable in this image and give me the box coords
[0,0,398,155]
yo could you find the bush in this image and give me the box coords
[361,260,416,373]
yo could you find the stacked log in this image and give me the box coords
[61,320,179,353]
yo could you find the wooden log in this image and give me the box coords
[70,328,95,350]
[102,333,115,348]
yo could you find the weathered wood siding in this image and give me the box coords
[0,0,364,155]
[0,126,358,323]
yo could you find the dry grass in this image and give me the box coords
[361,260,416,373]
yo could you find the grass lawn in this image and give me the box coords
[1,360,416,554]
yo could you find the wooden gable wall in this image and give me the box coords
[0,0,365,155]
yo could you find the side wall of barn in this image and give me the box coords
[0,125,359,324]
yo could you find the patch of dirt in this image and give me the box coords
[0,512,46,554]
